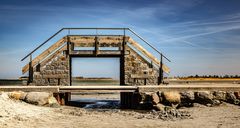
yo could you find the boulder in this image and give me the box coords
[226,92,240,105]
[194,91,213,105]
[8,91,27,100]
[138,92,153,109]
[140,92,152,104]
[151,92,160,105]
[212,99,221,106]
[234,91,240,99]
[153,103,165,111]
[162,91,181,108]
[24,92,52,106]
[179,91,195,107]
[47,96,60,107]
[212,91,226,101]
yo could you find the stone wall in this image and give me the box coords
[124,46,159,85]
[31,45,159,86]
[33,53,70,86]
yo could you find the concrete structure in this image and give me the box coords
[21,28,170,86]
[21,28,172,108]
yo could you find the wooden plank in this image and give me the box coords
[138,84,240,92]
[22,38,66,74]
[1,85,240,93]
[39,45,67,67]
[0,86,59,92]
[71,36,126,47]
[70,50,121,56]
[59,90,135,93]
[59,85,138,90]
[128,38,170,73]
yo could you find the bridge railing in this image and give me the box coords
[21,28,171,84]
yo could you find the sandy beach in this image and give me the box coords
[1,91,240,128]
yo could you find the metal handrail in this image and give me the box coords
[127,28,171,62]
[21,28,64,61]
[21,28,170,62]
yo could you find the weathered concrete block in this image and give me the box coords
[151,92,160,105]
[162,91,181,108]
[194,91,213,105]
[226,92,240,105]
[234,91,240,99]
[212,91,226,101]
[8,91,27,100]
[180,91,195,107]
[24,92,52,106]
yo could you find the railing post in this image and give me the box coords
[28,54,33,85]
[158,54,163,85]
[120,28,126,85]
[95,36,99,56]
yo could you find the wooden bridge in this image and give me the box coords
[16,27,240,108]
[21,28,171,86]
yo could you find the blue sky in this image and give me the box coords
[0,0,240,78]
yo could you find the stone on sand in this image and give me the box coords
[162,91,181,108]
[24,92,52,106]
[194,91,213,105]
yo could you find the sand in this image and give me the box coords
[1,92,240,128]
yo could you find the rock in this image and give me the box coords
[234,91,240,99]
[212,91,226,101]
[47,96,60,107]
[151,92,160,105]
[179,91,195,107]
[140,92,152,103]
[192,103,207,108]
[138,92,153,109]
[8,91,27,100]
[162,91,181,108]
[24,92,52,106]
[153,103,165,111]
[226,92,240,105]
[212,100,221,106]
[194,91,213,105]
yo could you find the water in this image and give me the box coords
[72,79,120,86]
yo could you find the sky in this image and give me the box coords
[0,0,240,79]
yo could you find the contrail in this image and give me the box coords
[170,19,240,28]
[161,25,240,42]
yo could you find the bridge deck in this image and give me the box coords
[0,84,240,93]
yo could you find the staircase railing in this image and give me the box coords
[21,28,171,84]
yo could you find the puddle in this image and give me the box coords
[68,98,120,109]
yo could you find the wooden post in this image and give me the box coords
[158,54,163,85]
[120,35,126,85]
[67,37,72,86]
[69,57,72,86]
[120,29,129,108]
[95,36,99,56]
[64,92,71,105]
[28,54,33,85]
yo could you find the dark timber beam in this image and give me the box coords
[28,55,33,85]
[95,36,99,56]
[158,54,163,85]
